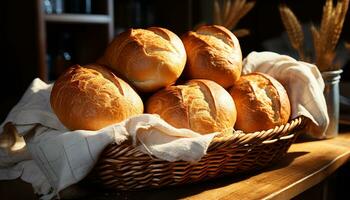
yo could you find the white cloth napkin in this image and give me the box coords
[243,51,329,138]
[0,51,329,199]
[0,78,217,199]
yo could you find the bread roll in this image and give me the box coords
[229,72,291,132]
[146,79,237,134]
[99,27,186,93]
[181,25,242,88]
[50,64,144,131]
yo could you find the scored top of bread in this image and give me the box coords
[229,72,291,132]
[146,79,237,134]
[99,27,187,93]
[50,64,144,130]
[182,25,242,88]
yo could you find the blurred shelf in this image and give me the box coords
[36,0,114,82]
[44,14,111,24]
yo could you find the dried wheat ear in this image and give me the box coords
[213,0,255,37]
[279,0,349,72]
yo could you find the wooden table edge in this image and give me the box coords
[263,146,350,200]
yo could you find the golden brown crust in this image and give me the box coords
[146,86,190,129]
[229,72,291,132]
[146,79,237,134]
[99,27,186,93]
[50,64,144,130]
[181,25,242,88]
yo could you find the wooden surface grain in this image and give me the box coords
[90,133,350,200]
[182,133,350,200]
[2,133,350,200]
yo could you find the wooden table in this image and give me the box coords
[2,132,350,200]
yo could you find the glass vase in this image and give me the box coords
[322,69,343,138]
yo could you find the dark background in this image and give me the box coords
[1,0,350,122]
[1,1,350,200]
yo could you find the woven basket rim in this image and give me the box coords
[100,116,304,159]
[96,116,305,191]
[207,116,304,152]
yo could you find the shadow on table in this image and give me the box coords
[292,122,350,144]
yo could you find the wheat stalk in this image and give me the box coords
[320,0,333,38]
[233,28,250,37]
[223,0,232,21]
[212,0,255,37]
[315,0,349,71]
[345,42,350,60]
[213,0,222,25]
[326,2,343,51]
[318,0,333,63]
[227,1,255,29]
[310,24,321,62]
[224,0,243,28]
[345,42,350,51]
[330,0,349,51]
[280,0,349,71]
[279,4,306,61]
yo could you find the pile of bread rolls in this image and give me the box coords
[50,25,291,134]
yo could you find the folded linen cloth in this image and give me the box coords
[0,51,329,199]
[243,51,329,138]
[0,78,217,199]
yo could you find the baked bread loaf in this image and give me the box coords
[146,79,237,134]
[181,25,242,88]
[229,72,291,132]
[50,64,144,131]
[99,27,186,93]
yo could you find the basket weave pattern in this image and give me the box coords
[97,117,304,190]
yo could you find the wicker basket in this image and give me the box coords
[96,116,304,190]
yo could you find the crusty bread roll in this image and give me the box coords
[181,25,242,88]
[50,64,144,131]
[229,72,291,132]
[146,79,237,134]
[99,27,186,93]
